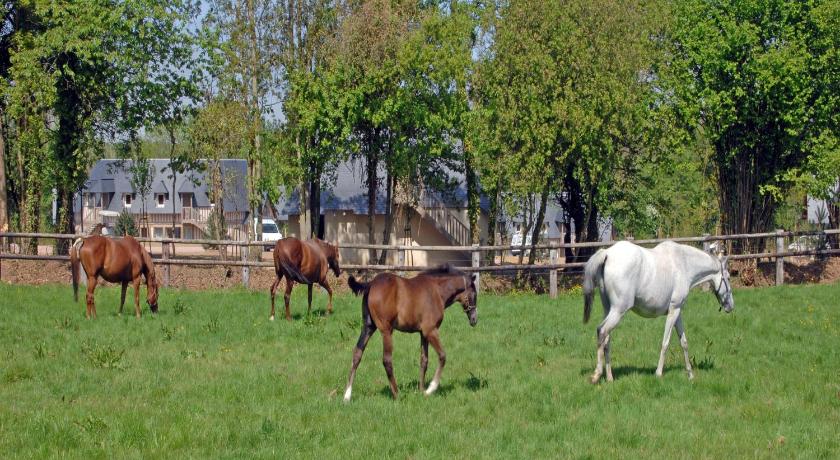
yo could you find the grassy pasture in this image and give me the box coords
[1,282,839,459]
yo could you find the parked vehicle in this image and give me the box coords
[510,231,532,256]
[260,218,283,251]
[788,235,830,252]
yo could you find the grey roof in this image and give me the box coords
[75,159,248,215]
[276,160,490,217]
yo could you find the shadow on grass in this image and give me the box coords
[578,364,698,380]
[374,375,490,399]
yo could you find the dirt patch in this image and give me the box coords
[735,256,840,288]
[0,259,352,293]
[2,256,839,293]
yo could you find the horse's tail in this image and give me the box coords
[276,246,309,284]
[347,275,369,296]
[70,238,84,302]
[583,248,608,324]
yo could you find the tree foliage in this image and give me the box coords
[664,0,840,245]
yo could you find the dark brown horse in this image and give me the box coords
[270,237,341,321]
[70,235,159,319]
[342,265,478,402]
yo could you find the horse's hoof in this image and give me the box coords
[606,374,614,382]
[590,374,601,385]
[269,315,275,321]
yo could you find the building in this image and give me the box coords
[75,159,249,239]
[276,160,490,266]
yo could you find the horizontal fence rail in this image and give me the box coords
[2,229,838,296]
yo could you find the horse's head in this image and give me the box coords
[713,256,734,313]
[324,241,341,277]
[455,273,478,327]
[147,275,160,314]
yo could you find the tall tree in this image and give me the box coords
[203,0,283,246]
[665,0,840,247]
[472,0,663,263]
[2,1,199,252]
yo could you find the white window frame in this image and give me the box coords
[155,193,167,208]
[123,193,133,207]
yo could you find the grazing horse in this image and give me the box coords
[583,240,734,383]
[269,237,341,321]
[70,235,159,319]
[342,265,478,402]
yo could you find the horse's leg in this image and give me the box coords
[307,283,313,316]
[269,274,281,321]
[425,329,446,396]
[133,278,142,319]
[382,329,399,399]
[85,276,98,319]
[119,282,128,315]
[284,279,294,321]
[419,334,429,392]
[343,321,376,402]
[674,315,694,380]
[655,308,680,377]
[320,280,333,315]
[600,289,614,382]
[591,309,622,384]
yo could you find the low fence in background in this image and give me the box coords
[2,229,839,298]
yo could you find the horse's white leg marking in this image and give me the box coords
[656,309,680,377]
[675,315,694,380]
[343,386,352,402]
[592,309,622,384]
[604,334,613,382]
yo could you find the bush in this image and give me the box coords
[115,210,137,236]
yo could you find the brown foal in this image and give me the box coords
[70,235,159,319]
[343,265,478,402]
[269,237,341,321]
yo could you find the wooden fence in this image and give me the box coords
[2,229,839,298]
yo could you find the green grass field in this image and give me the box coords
[1,281,839,459]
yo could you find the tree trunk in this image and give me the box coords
[378,164,394,265]
[309,164,321,238]
[485,183,500,265]
[717,146,775,253]
[247,0,263,251]
[366,131,379,263]
[465,147,480,245]
[0,106,8,233]
[169,128,177,240]
[527,186,550,266]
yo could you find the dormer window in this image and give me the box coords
[156,193,167,208]
[123,193,134,207]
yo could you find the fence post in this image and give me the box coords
[397,247,405,276]
[241,243,250,289]
[472,243,480,294]
[776,229,784,286]
[549,245,558,299]
[702,233,710,253]
[162,241,170,288]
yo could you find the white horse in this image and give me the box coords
[582,240,734,383]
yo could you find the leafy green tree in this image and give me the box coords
[2,1,199,253]
[115,209,137,237]
[664,0,840,247]
[472,0,663,262]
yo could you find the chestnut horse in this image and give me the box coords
[70,235,159,319]
[342,265,478,402]
[269,237,341,321]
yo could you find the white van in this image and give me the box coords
[260,218,283,251]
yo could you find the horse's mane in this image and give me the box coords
[420,264,465,277]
